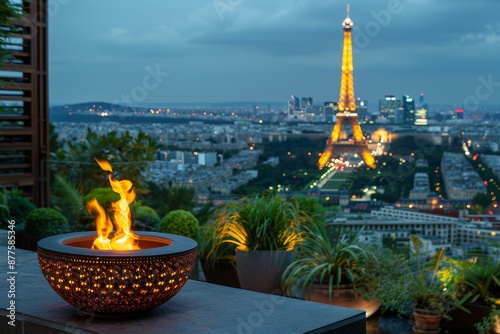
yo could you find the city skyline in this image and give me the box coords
[50,0,500,107]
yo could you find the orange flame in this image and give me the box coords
[86,158,139,250]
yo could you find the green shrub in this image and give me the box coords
[0,195,36,229]
[159,210,199,240]
[135,206,159,218]
[25,208,69,237]
[133,212,160,231]
[83,187,120,211]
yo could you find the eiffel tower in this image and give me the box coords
[318,4,376,170]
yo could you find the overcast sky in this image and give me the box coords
[49,0,500,108]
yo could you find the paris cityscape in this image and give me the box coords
[2,1,500,333]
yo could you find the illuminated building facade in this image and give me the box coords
[319,5,375,169]
[402,94,415,125]
[379,95,398,123]
[415,93,428,126]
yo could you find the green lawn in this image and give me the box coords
[322,180,345,190]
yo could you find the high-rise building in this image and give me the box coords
[0,0,49,206]
[402,94,415,125]
[379,95,398,123]
[301,97,313,108]
[356,98,368,123]
[456,108,464,119]
[288,95,300,117]
[415,93,428,126]
[324,101,338,122]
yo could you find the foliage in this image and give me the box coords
[0,1,22,66]
[83,187,120,210]
[378,235,465,318]
[50,128,159,195]
[453,258,500,307]
[282,224,376,300]
[132,211,160,231]
[0,188,36,229]
[166,186,195,212]
[233,138,325,195]
[475,310,500,334]
[25,208,70,237]
[472,193,493,214]
[139,182,195,218]
[134,205,159,218]
[292,195,326,226]
[159,209,199,240]
[210,191,305,252]
[50,174,92,230]
[199,223,235,270]
[140,181,170,217]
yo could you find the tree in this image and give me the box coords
[50,128,160,195]
[0,1,22,66]
[472,192,492,213]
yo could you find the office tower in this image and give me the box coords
[379,95,398,123]
[356,98,368,123]
[324,101,338,122]
[456,108,464,119]
[301,97,313,108]
[288,95,300,117]
[319,5,375,169]
[0,0,49,206]
[415,93,428,126]
[402,94,415,125]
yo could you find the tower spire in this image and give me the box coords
[318,4,376,170]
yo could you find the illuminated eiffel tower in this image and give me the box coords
[318,4,376,170]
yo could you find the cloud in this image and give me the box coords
[49,0,500,104]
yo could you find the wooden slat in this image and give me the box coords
[1,82,34,90]
[0,128,34,135]
[0,95,32,102]
[0,163,30,170]
[1,63,35,73]
[0,142,33,151]
[0,173,34,186]
[0,115,30,121]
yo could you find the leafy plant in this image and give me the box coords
[0,188,36,229]
[132,211,160,231]
[210,191,305,252]
[25,208,69,237]
[199,223,235,270]
[159,209,199,240]
[282,224,376,300]
[379,235,466,319]
[51,174,91,230]
[453,259,500,307]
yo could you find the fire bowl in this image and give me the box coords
[37,231,197,316]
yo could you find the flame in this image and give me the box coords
[86,158,139,250]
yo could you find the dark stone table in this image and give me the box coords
[0,246,365,334]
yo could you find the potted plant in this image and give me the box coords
[281,223,381,317]
[209,191,305,293]
[198,223,240,288]
[444,257,500,333]
[406,235,467,334]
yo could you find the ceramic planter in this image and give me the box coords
[235,248,294,294]
[413,308,442,333]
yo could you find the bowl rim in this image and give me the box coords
[37,231,197,258]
